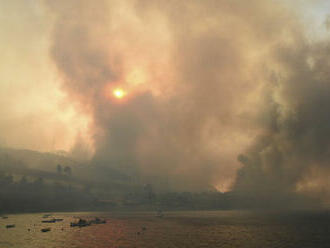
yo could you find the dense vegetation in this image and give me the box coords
[0,172,317,213]
[0,172,98,213]
[0,148,319,213]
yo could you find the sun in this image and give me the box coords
[113,88,126,99]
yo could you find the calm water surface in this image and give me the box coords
[1,210,330,248]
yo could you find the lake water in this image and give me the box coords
[1,210,330,248]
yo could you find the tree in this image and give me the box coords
[144,184,156,202]
[57,164,62,174]
[19,176,28,186]
[63,166,72,176]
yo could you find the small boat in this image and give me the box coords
[42,219,56,223]
[1,216,8,219]
[42,218,64,223]
[70,219,91,227]
[6,224,15,228]
[41,228,51,232]
[89,217,106,224]
[42,214,52,218]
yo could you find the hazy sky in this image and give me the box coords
[1,0,330,192]
[0,0,89,152]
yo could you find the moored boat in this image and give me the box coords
[89,217,106,224]
[70,218,91,227]
[42,218,63,223]
[42,219,56,223]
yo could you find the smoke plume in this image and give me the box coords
[46,0,330,195]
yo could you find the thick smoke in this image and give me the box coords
[235,40,330,196]
[46,0,330,194]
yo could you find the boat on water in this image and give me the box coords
[41,228,51,232]
[70,217,106,227]
[89,217,106,224]
[42,218,63,223]
[42,219,56,223]
[6,224,15,228]
[70,219,91,227]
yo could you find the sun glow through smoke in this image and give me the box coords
[113,88,126,99]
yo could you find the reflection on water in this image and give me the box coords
[1,210,330,248]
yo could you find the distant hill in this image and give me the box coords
[0,147,79,172]
[0,147,139,196]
